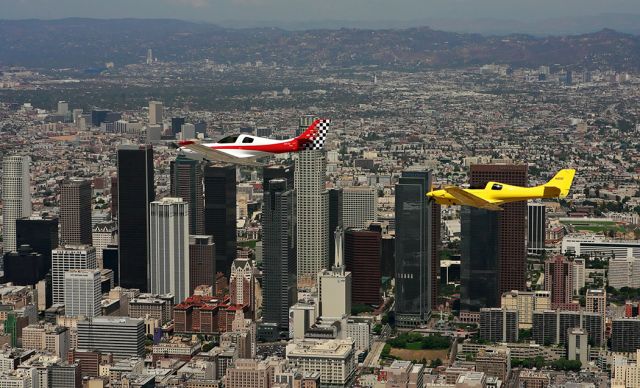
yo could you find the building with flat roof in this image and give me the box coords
[380,360,425,387]
[480,308,518,343]
[64,269,101,318]
[500,290,551,329]
[77,317,145,360]
[52,246,97,305]
[21,324,70,358]
[562,235,640,258]
[225,358,274,388]
[342,186,377,229]
[286,339,356,387]
[475,347,511,382]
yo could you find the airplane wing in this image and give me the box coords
[443,186,503,211]
[182,143,264,167]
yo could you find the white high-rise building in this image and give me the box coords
[609,257,640,289]
[572,258,586,295]
[342,186,377,229]
[92,221,117,268]
[64,269,101,318]
[295,147,328,279]
[317,227,351,318]
[57,101,69,115]
[180,123,196,140]
[148,101,163,125]
[1,155,32,252]
[317,266,351,319]
[149,198,190,302]
[52,246,97,304]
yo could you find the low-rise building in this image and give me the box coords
[286,339,355,387]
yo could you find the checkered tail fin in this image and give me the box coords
[298,119,330,151]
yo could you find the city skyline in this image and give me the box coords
[0,9,639,382]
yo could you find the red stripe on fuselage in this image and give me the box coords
[210,140,300,154]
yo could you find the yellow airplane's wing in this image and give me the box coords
[443,186,503,211]
[183,143,264,167]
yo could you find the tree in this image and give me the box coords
[429,358,443,368]
[202,342,215,352]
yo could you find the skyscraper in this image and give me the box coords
[3,245,47,286]
[229,258,255,315]
[60,179,93,246]
[262,179,296,329]
[64,269,101,318]
[171,117,186,137]
[170,155,205,235]
[52,246,97,305]
[57,100,69,115]
[460,207,500,312]
[544,255,574,309]
[149,198,190,303]
[342,186,377,229]
[148,101,163,125]
[1,155,32,252]
[117,145,155,291]
[345,228,382,306]
[395,170,437,328]
[262,165,294,192]
[528,202,546,254]
[110,176,118,219]
[188,235,216,294]
[295,117,328,279]
[16,214,58,271]
[328,188,343,266]
[470,164,527,294]
[92,221,116,268]
[204,164,236,276]
[318,230,352,318]
[296,114,317,136]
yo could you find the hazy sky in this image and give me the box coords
[2,0,640,24]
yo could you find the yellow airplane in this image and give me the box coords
[426,169,576,211]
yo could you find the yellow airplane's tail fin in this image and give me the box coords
[545,169,575,198]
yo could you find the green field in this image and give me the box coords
[560,220,626,233]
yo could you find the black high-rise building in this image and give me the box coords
[263,165,294,192]
[395,170,438,328]
[117,145,155,291]
[170,155,204,235]
[16,215,58,272]
[91,109,109,127]
[171,117,186,136]
[102,245,119,286]
[204,164,236,276]
[262,179,296,330]
[328,188,343,265]
[3,245,48,285]
[460,207,500,312]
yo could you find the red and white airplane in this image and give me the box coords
[177,118,330,166]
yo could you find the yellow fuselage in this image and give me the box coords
[427,182,559,206]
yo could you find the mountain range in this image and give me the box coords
[1,18,639,70]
